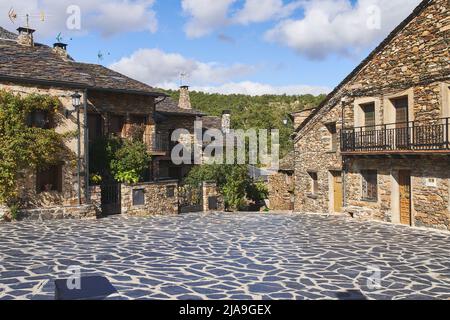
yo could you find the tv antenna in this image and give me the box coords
[97,50,111,64]
[179,72,188,86]
[8,7,46,27]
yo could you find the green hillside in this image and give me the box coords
[160,89,326,158]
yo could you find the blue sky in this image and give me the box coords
[0,0,421,95]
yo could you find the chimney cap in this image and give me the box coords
[180,85,189,89]
[53,42,67,50]
[17,27,35,34]
[222,110,231,115]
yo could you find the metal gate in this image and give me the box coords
[178,184,203,213]
[101,183,121,215]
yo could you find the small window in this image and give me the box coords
[132,189,145,206]
[27,110,51,129]
[36,165,62,193]
[109,115,124,136]
[362,170,378,201]
[166,186,175,198]
[326,123,337,151]
[361,102,375,128]
[308,171,319,195]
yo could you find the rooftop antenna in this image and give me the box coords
[7,7,46,26]
[56,32,63,43]
[179,72,188,87]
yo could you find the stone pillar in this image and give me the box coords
[89,185,102,210]
[0,205,10,221]
[202,181,224,212]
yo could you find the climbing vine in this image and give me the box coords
[0,90,72,205]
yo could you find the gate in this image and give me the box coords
[178,184,203,213]
[101,183,121,215]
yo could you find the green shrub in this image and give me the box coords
[110,140,151,184]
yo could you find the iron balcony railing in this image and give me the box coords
[341,117,450,153]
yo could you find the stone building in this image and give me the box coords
[0,26,229,220]
[293,0,450,231]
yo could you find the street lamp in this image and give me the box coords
[65,92,82,118]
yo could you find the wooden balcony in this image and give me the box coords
[143,133,170,155]
[341,118,450,156]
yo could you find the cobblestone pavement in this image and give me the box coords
[0,213,449,300]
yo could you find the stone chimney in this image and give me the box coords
[179,85,192,109]
[222,110,231,134]
[53,42,69,60]
[17,27,35,47]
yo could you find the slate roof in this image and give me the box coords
[0,27,17,40]
[294,0,434,135]
[201,116,222,130]
[156,97,205,116]
[0,27,163,96]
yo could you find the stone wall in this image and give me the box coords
[268,172,294,211]
[15,205,98,221]
[344,157,450,231]
[293,0,450,231]
[121,180,179,217]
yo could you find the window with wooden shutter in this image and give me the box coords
[361,103,375,128]
[326,122,338,152]
[362,170,378,201]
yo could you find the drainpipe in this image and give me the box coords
[341,98,347,209]
[77,105,81,205]
[84,89,90,204]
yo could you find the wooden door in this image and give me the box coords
[332,171,343,213]
[398,170,412,225]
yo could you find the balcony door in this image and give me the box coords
[393,97,409,149]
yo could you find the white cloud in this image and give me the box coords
[0,0,158,39]
[265,0,422,60]
[181,0,236,38]
[233,0,301,25]
[181,0,301,38]
[109,48,328,96]
[109,48,255,86]
[190,81,330,96]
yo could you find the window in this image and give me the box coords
[308,171,319,195]
[361,102,376,128]
[109,115,124,136]
[362,170,378,201]
[132,189,145,206]
[166,186,175,198]
[392,97,409,126]
[27,110,51,129]
[36,165,62,193]
[326,123,338,151]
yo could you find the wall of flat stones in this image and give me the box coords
[344,157,450,231]
[268,172,294,211]
[121,181,179,217]
[14,204,98,221]
[294,0,450,230]
[0,82,88,208]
